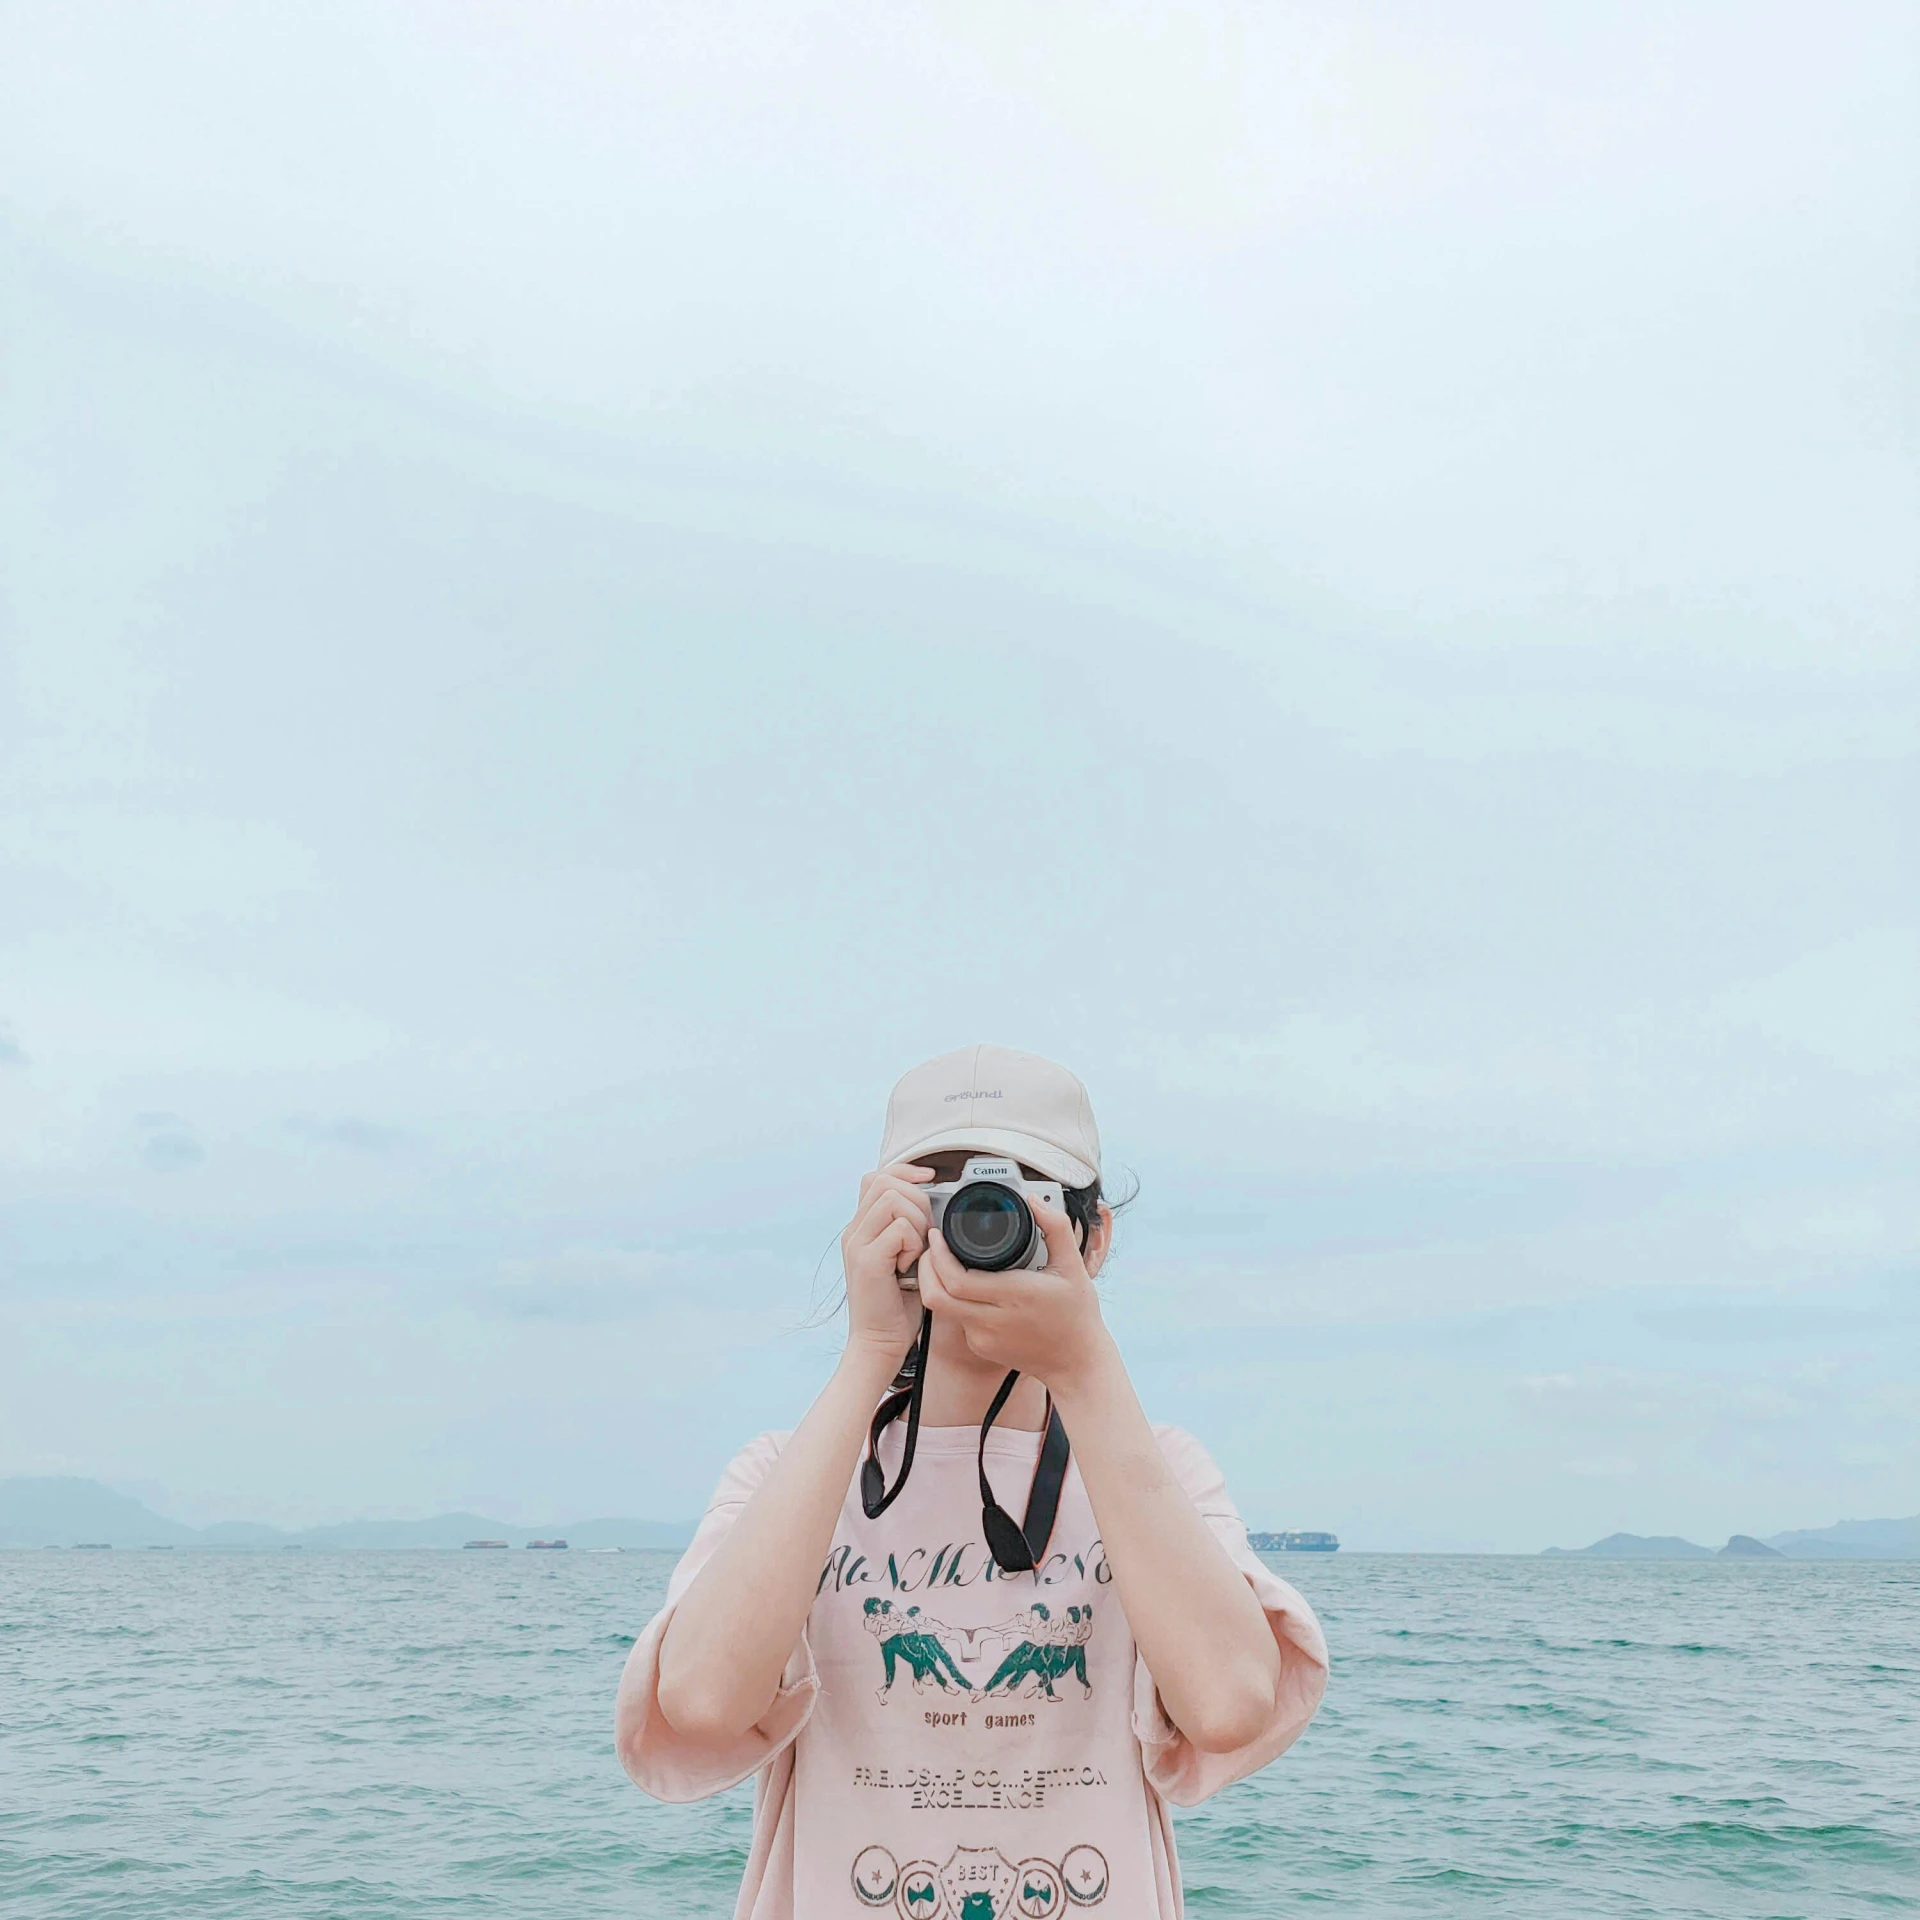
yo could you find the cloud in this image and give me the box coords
[285,1114,404,1155]
[471,1248,671,1324]
[1518,1359,1920,1484]
[134,1112,205,1174]
[467,1245,807,1329]
[141,1133,205,1173]
[0,2,1909,1540]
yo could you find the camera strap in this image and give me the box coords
[860,1312,1073,1576]
[977,1369,1070,1574]
[860,1307,931,1520]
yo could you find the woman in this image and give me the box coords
[617,1045,1327,1918]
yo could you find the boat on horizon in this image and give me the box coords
[1248,1530,1340,1553]
[527,1539,569,1550]
[463,1539,509,1550]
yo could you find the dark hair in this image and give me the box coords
[1062,1169,1137,1251]
[1061,1179,1101,1250]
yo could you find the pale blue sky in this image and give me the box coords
[2,2,1915,1549]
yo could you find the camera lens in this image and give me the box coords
[942,1182,1034,1272]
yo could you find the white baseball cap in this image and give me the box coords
[877,1043,1102,1189]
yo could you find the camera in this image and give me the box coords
[913,1155,1064,1277]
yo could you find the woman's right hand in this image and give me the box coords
[654,1159,938,1749]
[839,1162,935,1361]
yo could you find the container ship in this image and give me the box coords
[1247,1530,1339,1553]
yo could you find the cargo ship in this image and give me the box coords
[527,1539,569,1550]
[1247,1530,1339,1553]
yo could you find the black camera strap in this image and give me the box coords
[859,1311,1072,1575]
[860,1307,931,1520]
[978,1369,1070,1573]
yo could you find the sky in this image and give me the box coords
[1,2,1915,1551]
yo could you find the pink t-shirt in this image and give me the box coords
[617,1421,1327,1920]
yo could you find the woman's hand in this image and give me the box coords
[653,1182,918,1748]
[917,1195,1113,1389]
[839,1162,935,1361]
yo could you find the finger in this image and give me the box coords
[882,1214,932,1275]
[917,1249,992,1322]
[914,1253,953,1313]
[1026,1193,1086,1278]
[860,1167,933,1228]
[931,1263,1027,1311]
[855,1176,934,1235]
[923,1229,1008,1309]
[853,1162,935,1220]
[843,1196,893,1253]
[871,1173,936,1219]
[851,1189,930,1249]
[874,1217,922,1279]
[920,1227,969,1298]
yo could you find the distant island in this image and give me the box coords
[0,1478,695,1552]
[1543,1518,1920,1561]
[10,1475,1915,1559]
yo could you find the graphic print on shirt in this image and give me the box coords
[847,1844,1108,1916]
[1010,1857,1066,1916]
[899,1859,942,1914]
[943,1846,1017,1919]
[852,1845,899,1906]
[976,1604,1094,1702]
[863,1599,974,1701]
[860,1596,1097,1705]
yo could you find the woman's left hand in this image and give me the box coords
[926,1190,1293,1758]
[916,1197,1113,1388]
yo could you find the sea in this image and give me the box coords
[2,1550,1915,1918]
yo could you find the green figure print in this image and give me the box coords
[862,1597,970,1703]
[899,1605,972,1691]
[1054,1603,1094,1697]
[959,1896,997,1920]
[980,1603,1061,1701]
[980,1603,1095,1702]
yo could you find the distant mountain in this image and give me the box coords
[0,1477,694,1551]
[1765,1515,1920,1560]
[0,1479,198,1548]
[1543,1532,1714,1559]
[1545,1519,1920,1560]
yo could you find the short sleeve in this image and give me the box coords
[614,1431,821,1803]
[1130,1425,1329,1807]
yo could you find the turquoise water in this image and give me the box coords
[2,1551,1915,1916]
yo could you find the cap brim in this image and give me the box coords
[882,1125,1098,1189]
